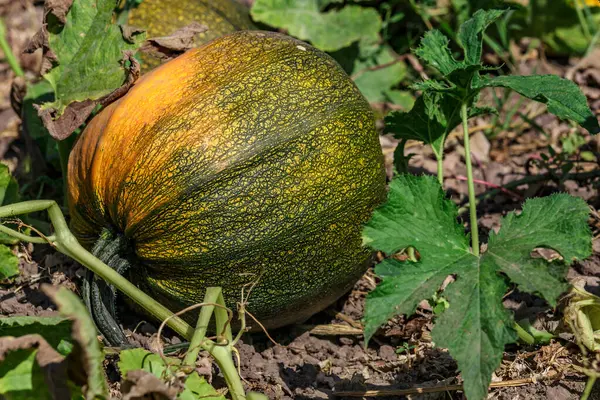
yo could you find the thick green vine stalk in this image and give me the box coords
[0,200,265,400]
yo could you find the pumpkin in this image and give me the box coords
[128,0,255,71]
[68,31,386,331]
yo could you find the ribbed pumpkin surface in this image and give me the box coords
[68,31,386,328]
[128,0,255,71]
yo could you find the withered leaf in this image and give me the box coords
[34,51,140,140]
[44,0,75,25]
[24,0,145,140]
[140,22,208,61]
[121,370,178,400]
[42,284,109,399]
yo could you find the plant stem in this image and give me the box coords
[574,0,592,41]
[204,341,247,400]
[581,376,596,400]
[0,18,24,78]
[0,200,263,399]
[461,103,479,256]
[513,322,535,345]
[0,200,195,340]
[436,157,443,186]
[183,287,221,367]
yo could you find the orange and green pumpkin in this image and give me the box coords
[127,0,255,71]
[68,31,386,332]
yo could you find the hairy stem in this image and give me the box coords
[461,103,479,256]
[436,156,443,186]
[0,18,24,78]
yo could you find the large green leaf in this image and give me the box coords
[41,0,144,115]
[384,93,489,159]
[251,0,381,52]
[476,75,600,134]
[332,43,410,105]
[363,174,592,400]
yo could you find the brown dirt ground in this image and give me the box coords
[1,1,600,399]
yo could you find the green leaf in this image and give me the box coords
[0,245,19,280]
[457,9,506,66]
[384,93,490,159]
[332,43,408,104]
[41,0,145,116]
[363,175,592,400]
[0,317,73,356]
[118,348,180,379]
[485,194,591,304]
[0,348,50,399]
[21,81,60,170]
[179,372,225,400]
[414,9,506,77]
[250,0,381,52]
[414,30,461,76]
[476,75,600,134]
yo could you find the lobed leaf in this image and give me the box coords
[363,175,592,400]
[457,9,507,66]
[476,75,600,134]
[251,0,381,52]
[27,0,145,139]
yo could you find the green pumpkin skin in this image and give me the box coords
[128,0,255,71]
[68,31,387,329]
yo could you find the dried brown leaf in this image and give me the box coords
[140,22,208,61]
[34,51,140,140]
[121,370,178,400]
[41,284,109,398]
[44,0,75,25]
[121,25,146,44]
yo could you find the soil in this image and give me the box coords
[1,1,600,399]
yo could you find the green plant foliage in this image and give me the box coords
[251,0,381,52]
[0,164,19,279]
[386,9,599,166]
[0,316,73,356]
[40,0,145,116]
[21,81,59,169]
[0,246,19,281]
[48,286,108,399]
[0,286,107,399]
[363,174,592,400]
[119,348,225,400]
[475,75,600,134]
[118,348,180,378]
[516,0,600,55]
[334,43,411,105]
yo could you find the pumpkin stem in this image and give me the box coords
[82,228,134,346]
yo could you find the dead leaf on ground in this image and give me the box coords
[140,22,208,61]
[121,370,178,400]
